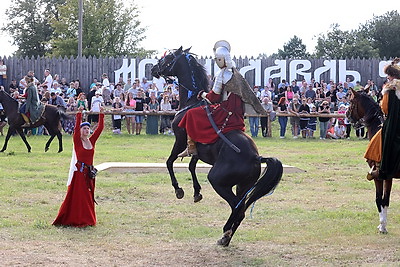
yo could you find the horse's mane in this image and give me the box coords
[186,53,209,93]
[358,92,383,124]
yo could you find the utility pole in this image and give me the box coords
[78,0,83,58]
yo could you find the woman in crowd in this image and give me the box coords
[53,106,104,227]
[124,92,136,134]
[160,94,172,134]
[288,98,300,138]
[298,98,311,138]
[285,86,294,104]
[112,97,124,134]
[146,92,160,135]
[62,97,77,134]
[277,96,288,138]
[260,96,273,137]
[76,93,88,110]
[318,100,330,139]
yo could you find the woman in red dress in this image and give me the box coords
[53,107,104,227]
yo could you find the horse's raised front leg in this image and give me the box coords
[188,156,202,202]
[374,178,392,234]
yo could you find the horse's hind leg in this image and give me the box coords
[56,131,63,153]
[44,134,56,152]
[189,157,202,202]
[375,179,392,233]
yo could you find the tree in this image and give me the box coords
[314,24,379,59]
[276,35,310,59]
[2,0,56,57]
[360,10,400,58]
[50,0,154,57]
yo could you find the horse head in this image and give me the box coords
[347,88,383,133]
[151,46,209,108]
[151,46,185,78]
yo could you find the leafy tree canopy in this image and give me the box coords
[2,0,154,57]
[276,35,310,59]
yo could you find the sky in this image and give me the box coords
[0,0,395,57]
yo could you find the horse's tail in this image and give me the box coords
[56,109,73,121]
[243,157,283,210]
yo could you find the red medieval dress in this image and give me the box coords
[178,89,245,144]
[53,112,104,227]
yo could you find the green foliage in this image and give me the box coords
[314,24,379,59]
[50,0,154,57]
[360,10,400,58]
[2,0,55,57]
[277,35,310,59]
[2,0,154,57]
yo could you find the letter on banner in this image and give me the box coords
[289,60,311,83]
[115,59,136,83]
[314,60,336,83]
[379,61,392,78]
[338,60,361,83]
[264,60,287,86]
[138,59,158,81]
[239,59,261,86]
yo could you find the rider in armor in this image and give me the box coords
[177,40,265,157]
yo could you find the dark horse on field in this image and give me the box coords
[346,88,392,233]
[151,47,283,246]
[0,89,69,153]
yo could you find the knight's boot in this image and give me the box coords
[21,113,31,128]
[178,136,198,158]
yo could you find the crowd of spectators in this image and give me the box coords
[250,77,382,140]
[1,69,180,136]
[0,65,384,140]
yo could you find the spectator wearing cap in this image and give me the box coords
[50,82,62,95]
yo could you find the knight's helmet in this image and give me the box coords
[213,40,234,69]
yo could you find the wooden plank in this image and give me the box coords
[95,162,305,174]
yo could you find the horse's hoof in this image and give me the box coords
[193,193,203,203]
[0,150,4,153]
[377,224,388,234]
[58,149,63,153]
[175,188,184,199]
[45,147,49,152]
[217,230,232,247]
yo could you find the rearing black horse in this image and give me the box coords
[152,47,283,246]
[0,89,69,153]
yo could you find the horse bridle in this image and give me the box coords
[156,51,196,94]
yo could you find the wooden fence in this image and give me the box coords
[1,56,389,93]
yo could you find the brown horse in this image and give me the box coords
[0,89,70,153]
[346,88,391,233]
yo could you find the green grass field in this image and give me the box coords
[1,118,400,266]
